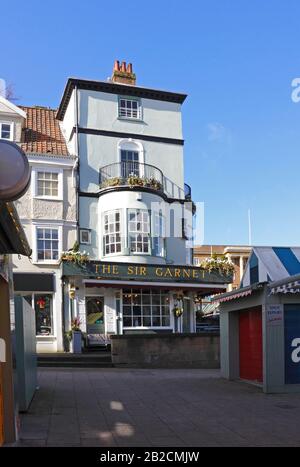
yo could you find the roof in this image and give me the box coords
[213,282,265,303]
[0,95,27,118]
[56,78,187,120]
[241,246,300,287]
[20,106,69,156]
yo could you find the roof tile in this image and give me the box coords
[20,106,69,156]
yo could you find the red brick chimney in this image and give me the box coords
[111,60,136,85]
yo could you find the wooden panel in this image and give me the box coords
[239,308,263,382]
[0,364,4,446]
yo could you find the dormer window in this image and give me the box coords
[118,97,141,120]
[0,122,13,140]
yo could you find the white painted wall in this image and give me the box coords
[79,190,187,264]
[78,133,184,198]
[78,90,183,139]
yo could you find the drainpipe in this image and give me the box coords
[74,85,80,243]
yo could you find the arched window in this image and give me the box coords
[118,139,144,178]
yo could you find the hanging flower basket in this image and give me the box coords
[199,254,235,276]
[173,307,183,318]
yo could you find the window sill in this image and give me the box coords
[122,326,172,330]
[32,261,60,266]
[117,117,144,124]
[33,196,63,201]
[36,335,56,340]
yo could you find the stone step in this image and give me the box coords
[37,351,113,368]
[38,360,114,368]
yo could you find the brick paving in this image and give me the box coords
[14,368,300,447]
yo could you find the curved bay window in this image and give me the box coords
[103,210,122,255]
[128,209,150,254]
[122,289,170,328]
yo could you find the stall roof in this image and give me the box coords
[212,282,266,303]
[241,247,300,287]
[0,202,31,256]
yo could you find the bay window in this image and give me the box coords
[103,210,122,255]
[152,210,165,257]
[128,209,150,254]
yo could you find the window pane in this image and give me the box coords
[152,316,160,326]
[123,317,132,327]
[34,294,53,336]
[162,316,170,326]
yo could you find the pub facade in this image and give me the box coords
[57,61,230,344]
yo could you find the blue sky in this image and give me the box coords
[3,0,300,246]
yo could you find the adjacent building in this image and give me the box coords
[193,245,251,291]
[4,105,77,352]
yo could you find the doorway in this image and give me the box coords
[85,296,108,347]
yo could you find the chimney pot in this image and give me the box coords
[111,60,136,85]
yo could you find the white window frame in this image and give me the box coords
[122,289,171,330]
[102,210,123,256]
[80,229,91,245]
[118,96,142,120]
[32,224,62,264]
[152,210,166,258]
[17,292,55,337]
[128,209,151,255]
[31,167,63,200]
[0,121,14,141]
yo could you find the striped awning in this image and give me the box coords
[270,280,300,295]
[214,288,253,303]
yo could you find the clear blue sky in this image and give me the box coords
[3,0,300,246]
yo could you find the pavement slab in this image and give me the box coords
[13,367,300,447]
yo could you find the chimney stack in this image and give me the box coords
[111,60,136,85]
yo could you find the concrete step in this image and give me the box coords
[38,360,114,368]
[37,351,113,368]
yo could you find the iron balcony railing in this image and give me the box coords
[99,161,164,192]
[184,183,192,200]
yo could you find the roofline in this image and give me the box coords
[212,282,267,302]
[0,96,26,119]
[56,78,187,120]
[269,273,300,288]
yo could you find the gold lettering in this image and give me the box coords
[128,266,134,275]
[112,265,119,275]
[95,264,100,274]
[174,269,181,278]
[102,264,111,274]
[165,268,173,277]
[155,268,163,277]
[140,267,147,276]
[183,269,191,278]
[192,269,199,279]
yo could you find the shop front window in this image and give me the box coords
[122,289,170,328]
[34,294,53,336]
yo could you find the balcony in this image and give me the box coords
[184,183,192,201]
[99,161,164,193]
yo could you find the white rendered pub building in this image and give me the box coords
[56,61,230,344]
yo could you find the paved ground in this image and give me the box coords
[14,368,300,447]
